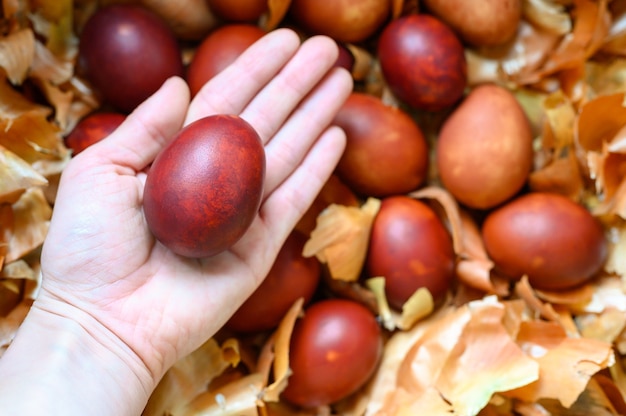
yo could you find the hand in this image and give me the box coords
[11,28,351,413]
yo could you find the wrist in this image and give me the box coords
[0,296,156,416]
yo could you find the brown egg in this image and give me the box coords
[422,0,522,46]
[143,115,265,258]
[377,14,466,112]
[288,0,390,43]
[225,230,320,333]
[367,196,455,310]
[78,4,184,113]
[65,112,126,155]
[482,192,608,290]
[436,83,533,210]
[186,24,265,96]
[206,0,267,22]
[333,92,429,198]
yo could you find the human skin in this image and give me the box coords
[0,29,352,416]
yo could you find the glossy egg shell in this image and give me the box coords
[78,4,184,113]
[143,115,265,258]
[65,112,126,155]
[436,83,534,210]
[367,195,455,309]
[281,298,383,408]
[187,24,265,96]
[482,192,608,290]
[225,230,321,333]
[377,14,466,112]
[333,92,429,197]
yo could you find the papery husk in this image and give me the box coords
[143,337,243,416]
[0,146,48,205]
[0,28,35,85]
[303,198,380,282]
[371,297,540,416]
[576,308,626,344]
[506,320,614,407]
[0,299,32,357]
[600,1,626,56]
[522,0,572,35]
[5,188,50,263]
[365,277,434,331]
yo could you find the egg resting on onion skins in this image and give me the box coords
[143,115,265,258]
[281,298,383,408]
[78,4,184,113]
[187,24,266,96]
[224,230,321,333]
[377,14,467,112]
[288,0,391,43]
[436,83,534,210]
[367,195,455,310]
[333,92,429,198]
[482,192,608,291]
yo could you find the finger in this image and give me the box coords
[261,125,347,244]
[185,28,301,124]
[262,67,352,196]
[91,76,190,171]
[238,35,340,144]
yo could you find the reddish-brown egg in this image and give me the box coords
[377,14,466,112]
[436,83,534,210]
[422,0,522,46]
[186,24,266,96]
[482,192,608,291]
[78,4,184,113]
[281,298,383,408]
[367,196,455,309]
[65,112,126,155]
[333,92,429,197]
[288,0,391,43]
[225,230,321,333]
[206,0,268,22]
[143,115,265,258]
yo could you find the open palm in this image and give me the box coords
[37,29,352,382]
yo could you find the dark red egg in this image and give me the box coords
[143,115,265,258]
[187,24,266,96]
[482,192,608,290]
[333,92,429,197]
[281,298,383,408]
[367,195,455,309]
[377,14,467,112]
[65,112,126,155]
[78,4,184,113]
[206,0,268,22]
[225,230,321,333]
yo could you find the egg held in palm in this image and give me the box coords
[143,115,265,258]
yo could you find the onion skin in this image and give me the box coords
[281,299,383,408]
[65,112,126,155]
[436,83,534,210]
[186,24,265,96]
[367,196,455,310]
[288,0,391,43]
[377,14,466,112]
[225,231,320,333]
[333,92,429,197]
[143,115,265,258]
[78,4,184,113]
[482,192,608,291]
[422,0,522,46]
